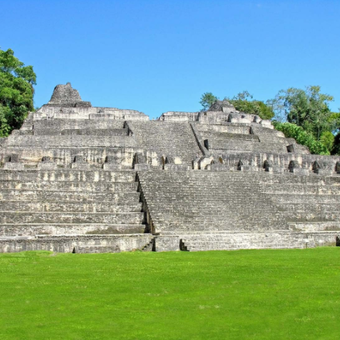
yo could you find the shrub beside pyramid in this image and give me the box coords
[0,83,339,253]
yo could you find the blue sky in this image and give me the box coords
[1,0,340,119]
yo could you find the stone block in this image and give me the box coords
[103,163,122,170]
[37,162,58,170]
[209,163,229,171]
[71,163,91,170]
[135,164,150,171]
[3,163,25,170]
[154,235,180,252]
[10,154,19,162]
[259,120,273,129]
[291,168,310,176]
[238,165,258,172]
[316,169,333,176]
[164,164,191,171]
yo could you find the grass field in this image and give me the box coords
[0,248,339,340]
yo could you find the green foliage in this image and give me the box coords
[273,122,330,155]
[273,86,336,140]
[0,105,11,137]
[227,91,274,120]
[199,92,217,111]
[320,131,335,153]
[0,249,340,339]
[200,91,274,120]
[332,132,340,155]
[328,112,340,135]
[0,48,36,136]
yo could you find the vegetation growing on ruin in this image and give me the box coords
[200,86,340,155]
[273,122,330,155]
[273,86,340,154]
[200,91,274,120]
[0,48,36,137]
[0,248,339,340]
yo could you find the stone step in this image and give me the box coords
[0,181,138,192]
[74,245,121,253]
[6,135,137,148]
[288,221,340,232]
[0,212,144,224]
[158,224,289,232]
[37,128,128,137]
[162,230,289,236]
[0,170,137,183]
[0,190,140,203]
[276,202,340,209]
[180,230,339,251]
[0,223,146,236]
[263,188,340,195]
[270,193,340,202]
[187,244,303,251]
[183,236,306,251]
[31,118,126,131]
[0,234,154,253]
[0,201,142,213]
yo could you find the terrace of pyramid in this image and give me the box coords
[0,83,339,253]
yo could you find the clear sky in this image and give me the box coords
[1,0,339,119]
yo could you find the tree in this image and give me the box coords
[226,91,274,120]
[332,132,340,155]
[273,122,330,155]
[199,91,274,120]
[272,86,336,140]
[0,48,36,136]
[200,92,217,111]
[320,131,335,153]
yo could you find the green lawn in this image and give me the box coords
[0,248,339,340]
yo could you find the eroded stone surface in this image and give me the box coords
[0,84,339,253]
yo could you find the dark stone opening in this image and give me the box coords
[204,139,209,150]
[287,144,294,153]
[179,239,188,251]
[72,247,76,253]
[336,237,340,247]
[144,220,151,233]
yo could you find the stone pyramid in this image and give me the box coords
[0,83,339,252]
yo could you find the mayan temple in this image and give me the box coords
[0,83,339,253]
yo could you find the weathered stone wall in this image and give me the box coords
[175,231,339,251]
[34,106,148,121]
[0,234,153,253]
[128,121,203,164]
[0,83,339,253]
[138,170,340,227]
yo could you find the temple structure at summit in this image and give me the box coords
[0,83,339,252]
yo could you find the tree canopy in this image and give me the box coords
[272,86,339,154]
[200,92,217,111]
[226,91,274,120]
[273,122,330,155]
[200,86,340,155]
[200,91,274,120]
[0,48,36,137]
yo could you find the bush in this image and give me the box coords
[273,122,330,155]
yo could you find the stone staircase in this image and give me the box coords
[1,83,339,253]
[139,171,289,233]
[139,170,340,251]
[178,231,306,251]
[0,167,150,252]
[159,230,339,252]
[257,174,340,229]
